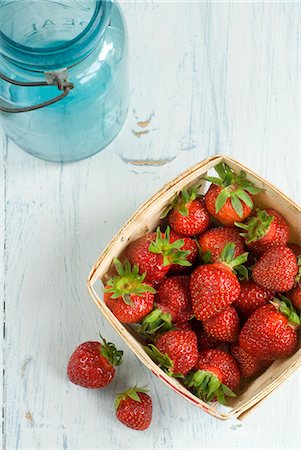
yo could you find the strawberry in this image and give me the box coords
[252,245,298,292]
[239,297,300,360]
[137,275,192,338]
[190,243,248,320]
[126,226,191,283]
[198,227,245,263]
[174,321,193,331]
[169,230,198,273]
[104,259,156,323]
[67,336,123,388]
[162,184,210,236]
[156,275,192,323]
[289,285,301,311]
[185,349,240,404]
[233,280,274,319]
[230,344,267,378]
[115,387,152,430]
[196,328,222,350]
[235,208,290,253]
[204,163,262,226]
[145,329,198,376]
[203,306,240,343]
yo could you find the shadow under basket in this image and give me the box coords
[87,154,301,420]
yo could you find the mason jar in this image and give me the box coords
[0,0,129,162]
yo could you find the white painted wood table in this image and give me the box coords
[1,1,300,449]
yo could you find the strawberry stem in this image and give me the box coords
[219,242,249,269]
[203,163,262,217]
[137,308,173,338]
[235,209,274,244]
[115,386,149,410]
[100,334,123,367]
[184,369,236,404]
[160,183,202,218]
[148,226,191,267]
[143,344,184,378]
[104,258,156,304]
[270,296,300,327]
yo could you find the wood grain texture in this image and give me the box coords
[1,1,300,449]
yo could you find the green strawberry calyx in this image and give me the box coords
[219,242,249,279]
[161,183,202,218]
[235,209,274,244]
[270,296,300,328]
[104,258,156,305]
[184,369,236,405]
[203,162,262,218]
[100,334,123,367]
[148,226,191,267]
[115,386,149,410]
[137,308,173,338]
[143,344,184,378]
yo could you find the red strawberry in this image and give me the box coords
[196,328,222,350]
[126,226,191,283]
[162,184,210,236]
[191,243,248,320]
[67,337,123,388]
[288,285,301,311]
[104,259,155,323]
[185,349,240,404]
[204,163,262,226]
[169,230,198,273]
[203,306,240,343]
[145,330,198,376]
[236,208,289,254]
[231,344,267,378]
[198,227,245,263]
[239,298,299,360]
[137,275,192,338]
[252,245,298,292]
[115,387,152,430]
[174,321,193,331]
[288,243,301,257]
[233,280,274,319]
[156,275,192,323]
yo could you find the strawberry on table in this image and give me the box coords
[126,226,191,283]
[235,208,290,253]
[169,230,198,273]
[204,162,262,226]
[190,242,248,321]
[162,184,210,236]
[252,244,298,292]
[203,306,240,343]
[104,259,156,323]
[239,297,300,361]
[67,336,123,388]
[230,344,267,378]
[145,329,198,376]
[185,349,240,404]
[115,387,152,431]
[233,280,274,319]
[198,226,245,263]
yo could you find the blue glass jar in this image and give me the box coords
[0,0,129,162]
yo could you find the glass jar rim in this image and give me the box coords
[0,0,112,71]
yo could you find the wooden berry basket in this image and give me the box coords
[87,155,301,420]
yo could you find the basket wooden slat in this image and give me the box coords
[87,155,301,420]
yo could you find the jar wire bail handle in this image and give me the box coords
[0,69,74,114]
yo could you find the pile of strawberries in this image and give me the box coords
[67,163,300,429]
